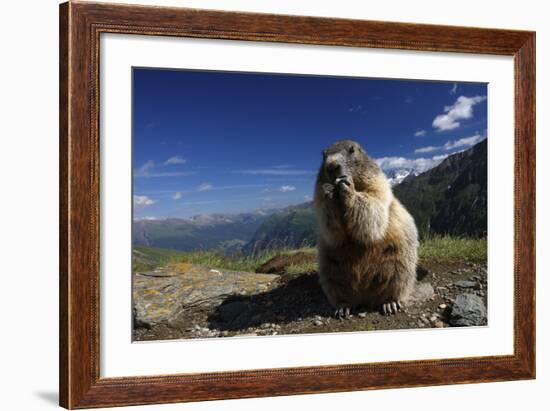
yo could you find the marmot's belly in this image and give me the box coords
[320,246,415,308]
[330,268,397,307]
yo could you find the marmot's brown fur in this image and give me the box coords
[314,140,418,316]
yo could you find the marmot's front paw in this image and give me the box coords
[335,175,352,187]
[335,175,354,201]
[322,183,335,200]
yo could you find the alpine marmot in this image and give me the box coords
[314,140,418,316]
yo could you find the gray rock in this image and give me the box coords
[410,283,435,303]
[449,293,487,326]
[455,280,476,288]
[133,265,278,328]
[218,301,247,322]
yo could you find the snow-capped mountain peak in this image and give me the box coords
[385,168,420,186]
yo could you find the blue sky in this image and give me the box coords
[133,68,487,219]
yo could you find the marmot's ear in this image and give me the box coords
[322,149,328,158]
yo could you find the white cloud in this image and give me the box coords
[198,183,213,192]
[233,168,314,176]
[134,160,194,178]
[414,133,484,154]
[442,134,484,150]
[133,195,156,210]
[304,194,312,201]
[450,83,458,95]
[414,145,439,154]
[375,154,449,174]
[163,156,186,166]
[279,185,296,192]
[432,95,486,131]
[172,192,182,200]
[140,171,195,178]
[414,130,427,137]
[134,160,155,177]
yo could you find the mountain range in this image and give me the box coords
[393,139,487,238]
[133,211,271,254]
[133,140,487,254]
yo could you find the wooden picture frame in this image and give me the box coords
[59,1,535,408]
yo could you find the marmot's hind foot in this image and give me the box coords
[334,306,352,320]
[381,301,403,315]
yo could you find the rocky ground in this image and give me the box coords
[133,254,487,341]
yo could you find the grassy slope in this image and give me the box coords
[168,247,317,273]
[134,236,486,274]
[133,245,189,272]
[419,236,487,263]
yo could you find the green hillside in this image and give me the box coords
[133,246,187,272]
[393,139,487,239]
[242,203,318,255]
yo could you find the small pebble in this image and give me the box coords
[438,303,447,309]
[455,280,476,288]
[358,312,367,318]
[434,320,445,328]
[313,320,323,326]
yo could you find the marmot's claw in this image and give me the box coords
[334,306,351,320]
[382,301,403,315]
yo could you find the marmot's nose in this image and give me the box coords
[326,161,342,175]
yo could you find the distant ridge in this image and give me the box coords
[393,139,487,239]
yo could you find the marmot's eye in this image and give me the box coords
[349,146,355,154]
